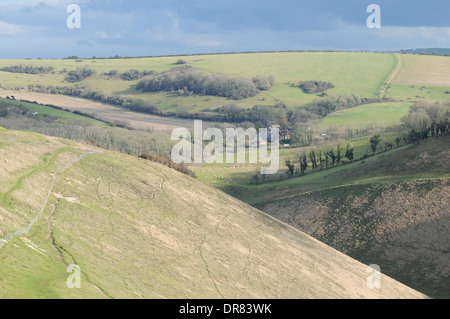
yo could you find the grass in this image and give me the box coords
[318,102,412,130]
[252,135,450,298]
[0,128,426,299]
[0,52,398,112]
[230,134,449,207]
[395,54,450,87]
[0,98,107,127]
[1,51,449,119]
[386,83,450,104]
[193,125,408,192]
[0,51,448,298]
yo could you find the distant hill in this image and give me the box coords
[399,48,450,55]
[0,127,425,299]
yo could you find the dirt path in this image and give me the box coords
[0,149,104,248]
[386,53,403,85]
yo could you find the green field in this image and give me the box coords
[193,125,407,190]
[318,102,412,130]
[0,52,397,113]
[386,83,450,104]
[231,134,449,207]
[0,98,107,127]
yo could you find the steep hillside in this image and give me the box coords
[0,127,425,299]
[251,135,450,298]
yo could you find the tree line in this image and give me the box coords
[292,80,334,94]
[0,64,54,74]
[252,130,414,185]
[26,84,161,116]
[23,83,388,131]
[0,100,183,168]
[401,101,449,143]
[65,66,97,82]
[136,66,273,100]
[0,100,198,177]
[25,84,280,124]
[103,69,155,81]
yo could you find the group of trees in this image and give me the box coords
[120,69,154,81]
[287,94,388,147]
[289,94,390,126]
[253,143,355,184]
[26,84,161,116]
[139,153,196,178]
[293,80,334,94]
[299,143,354,172]
[282,144,354,179]
[136,66,264,100]
[2,102,197,177]
[401,101,449,143]
[0,100,184,170]
[103,69,155,81]
[252,75,275,91]
[65,66,96,83]
[212,103,281,124]
[0,64,54,74]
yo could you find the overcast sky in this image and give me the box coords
[0,0,449,59]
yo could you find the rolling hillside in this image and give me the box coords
[0,52,396,113]
[1,51,449,133]
[0,127,425,299]
[238,134,450,298]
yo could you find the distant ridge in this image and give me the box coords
[399,48,450,56]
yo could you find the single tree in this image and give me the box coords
[345,144,354,162]
[285,160,295,178]
[336,143,342,164]
[309,150,317,171]
[300,154,308,175]
[327,148,337,167]
[370,135,381,154]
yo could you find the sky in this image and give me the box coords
[0,0,449,59]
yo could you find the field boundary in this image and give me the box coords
[0,149,104,248]
[378,53,402,98]
[386,53,403,85]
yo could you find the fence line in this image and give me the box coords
[0,149,104,248]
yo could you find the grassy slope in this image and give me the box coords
[0,52,396,112]
[235,134,450,207]
[235,135,450,298]
[0,127,425,299]
[0,98,107,127]
[180,54,437,192]
[318,102,412,130]
[193,125,408,194]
